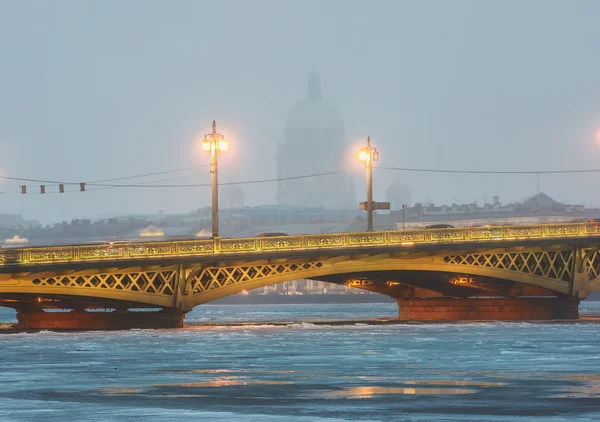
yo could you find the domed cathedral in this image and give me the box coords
[386,174,412,210]
[275,72,355,209]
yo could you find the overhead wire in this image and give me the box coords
[0,166,205,195]
[0,166,206,187]
[4,165,599,188]
[88,166,205,183]
[84,171,341,188]
[55,172,211,193]
[375,166,600,174]
[4,164,600,195]
[0,169,341,195]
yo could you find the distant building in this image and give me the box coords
[140,225,165,237]
[0,214,40,229]
[390,193,589,230]
[220,184,245,209]
[386,177,411,209]
[4,235,28,245]
[275,71,354,209]
[420,199,515,217]
[122,224,197,240]
[254,279,362,295]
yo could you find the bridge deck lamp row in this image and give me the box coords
[201,120,228,238]
[358,136,389,232]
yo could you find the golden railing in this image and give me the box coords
[1,222,598,267]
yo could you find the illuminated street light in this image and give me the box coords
[358,136,382,232]
[202,120,228,238]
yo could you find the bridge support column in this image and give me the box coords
[15,310,185,330]
[396,297,579,321]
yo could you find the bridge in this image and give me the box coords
[1,222,600,329]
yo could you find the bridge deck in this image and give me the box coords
[0,222,596,272]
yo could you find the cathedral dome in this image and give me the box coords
[285,72,344,131]
[386,180,411,210]
[276,71,354,209]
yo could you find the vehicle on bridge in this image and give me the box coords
[425,224,454,229]
[257,232,289,237]
[102,240,130,251]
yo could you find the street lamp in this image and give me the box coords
[201,120,228,238]
[358,136,380,232]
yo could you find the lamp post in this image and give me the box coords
[201,120,228,238]
[358,136,379,232]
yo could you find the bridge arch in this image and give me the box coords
[1,266,181,310]
[188,253,572,308]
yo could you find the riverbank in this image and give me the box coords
[208,294,394,305]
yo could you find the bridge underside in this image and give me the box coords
[314,271,579,321]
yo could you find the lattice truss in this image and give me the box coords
[444,250,574,282]
[583,248,600,281]
[191,262,324,294]
[31,271,177,296]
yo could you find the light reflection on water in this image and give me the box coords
[158,378,296,388]
[324,386,478,397]
[102,387,143,394]
[403,380,507,387]
[1,304,600,420]
[555,383,600,399]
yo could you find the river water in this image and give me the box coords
[2,302,600,421]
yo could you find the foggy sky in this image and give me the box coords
[1,0,600,225]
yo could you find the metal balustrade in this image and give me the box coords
[1,222,597,266]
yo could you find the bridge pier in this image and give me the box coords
[396,297,579,321]
[15,309,185,330]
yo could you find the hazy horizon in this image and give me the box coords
[2,0,600,225]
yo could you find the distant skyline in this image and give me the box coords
[1,0,600,224]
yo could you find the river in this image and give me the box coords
[1,303,600,421]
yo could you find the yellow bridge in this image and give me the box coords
[2,222,600,329]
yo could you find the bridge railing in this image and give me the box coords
[1,222,598,266]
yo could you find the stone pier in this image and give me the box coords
[396,297,579,321]
[15,309,185,330]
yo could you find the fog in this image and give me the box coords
[1,0,600,225]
